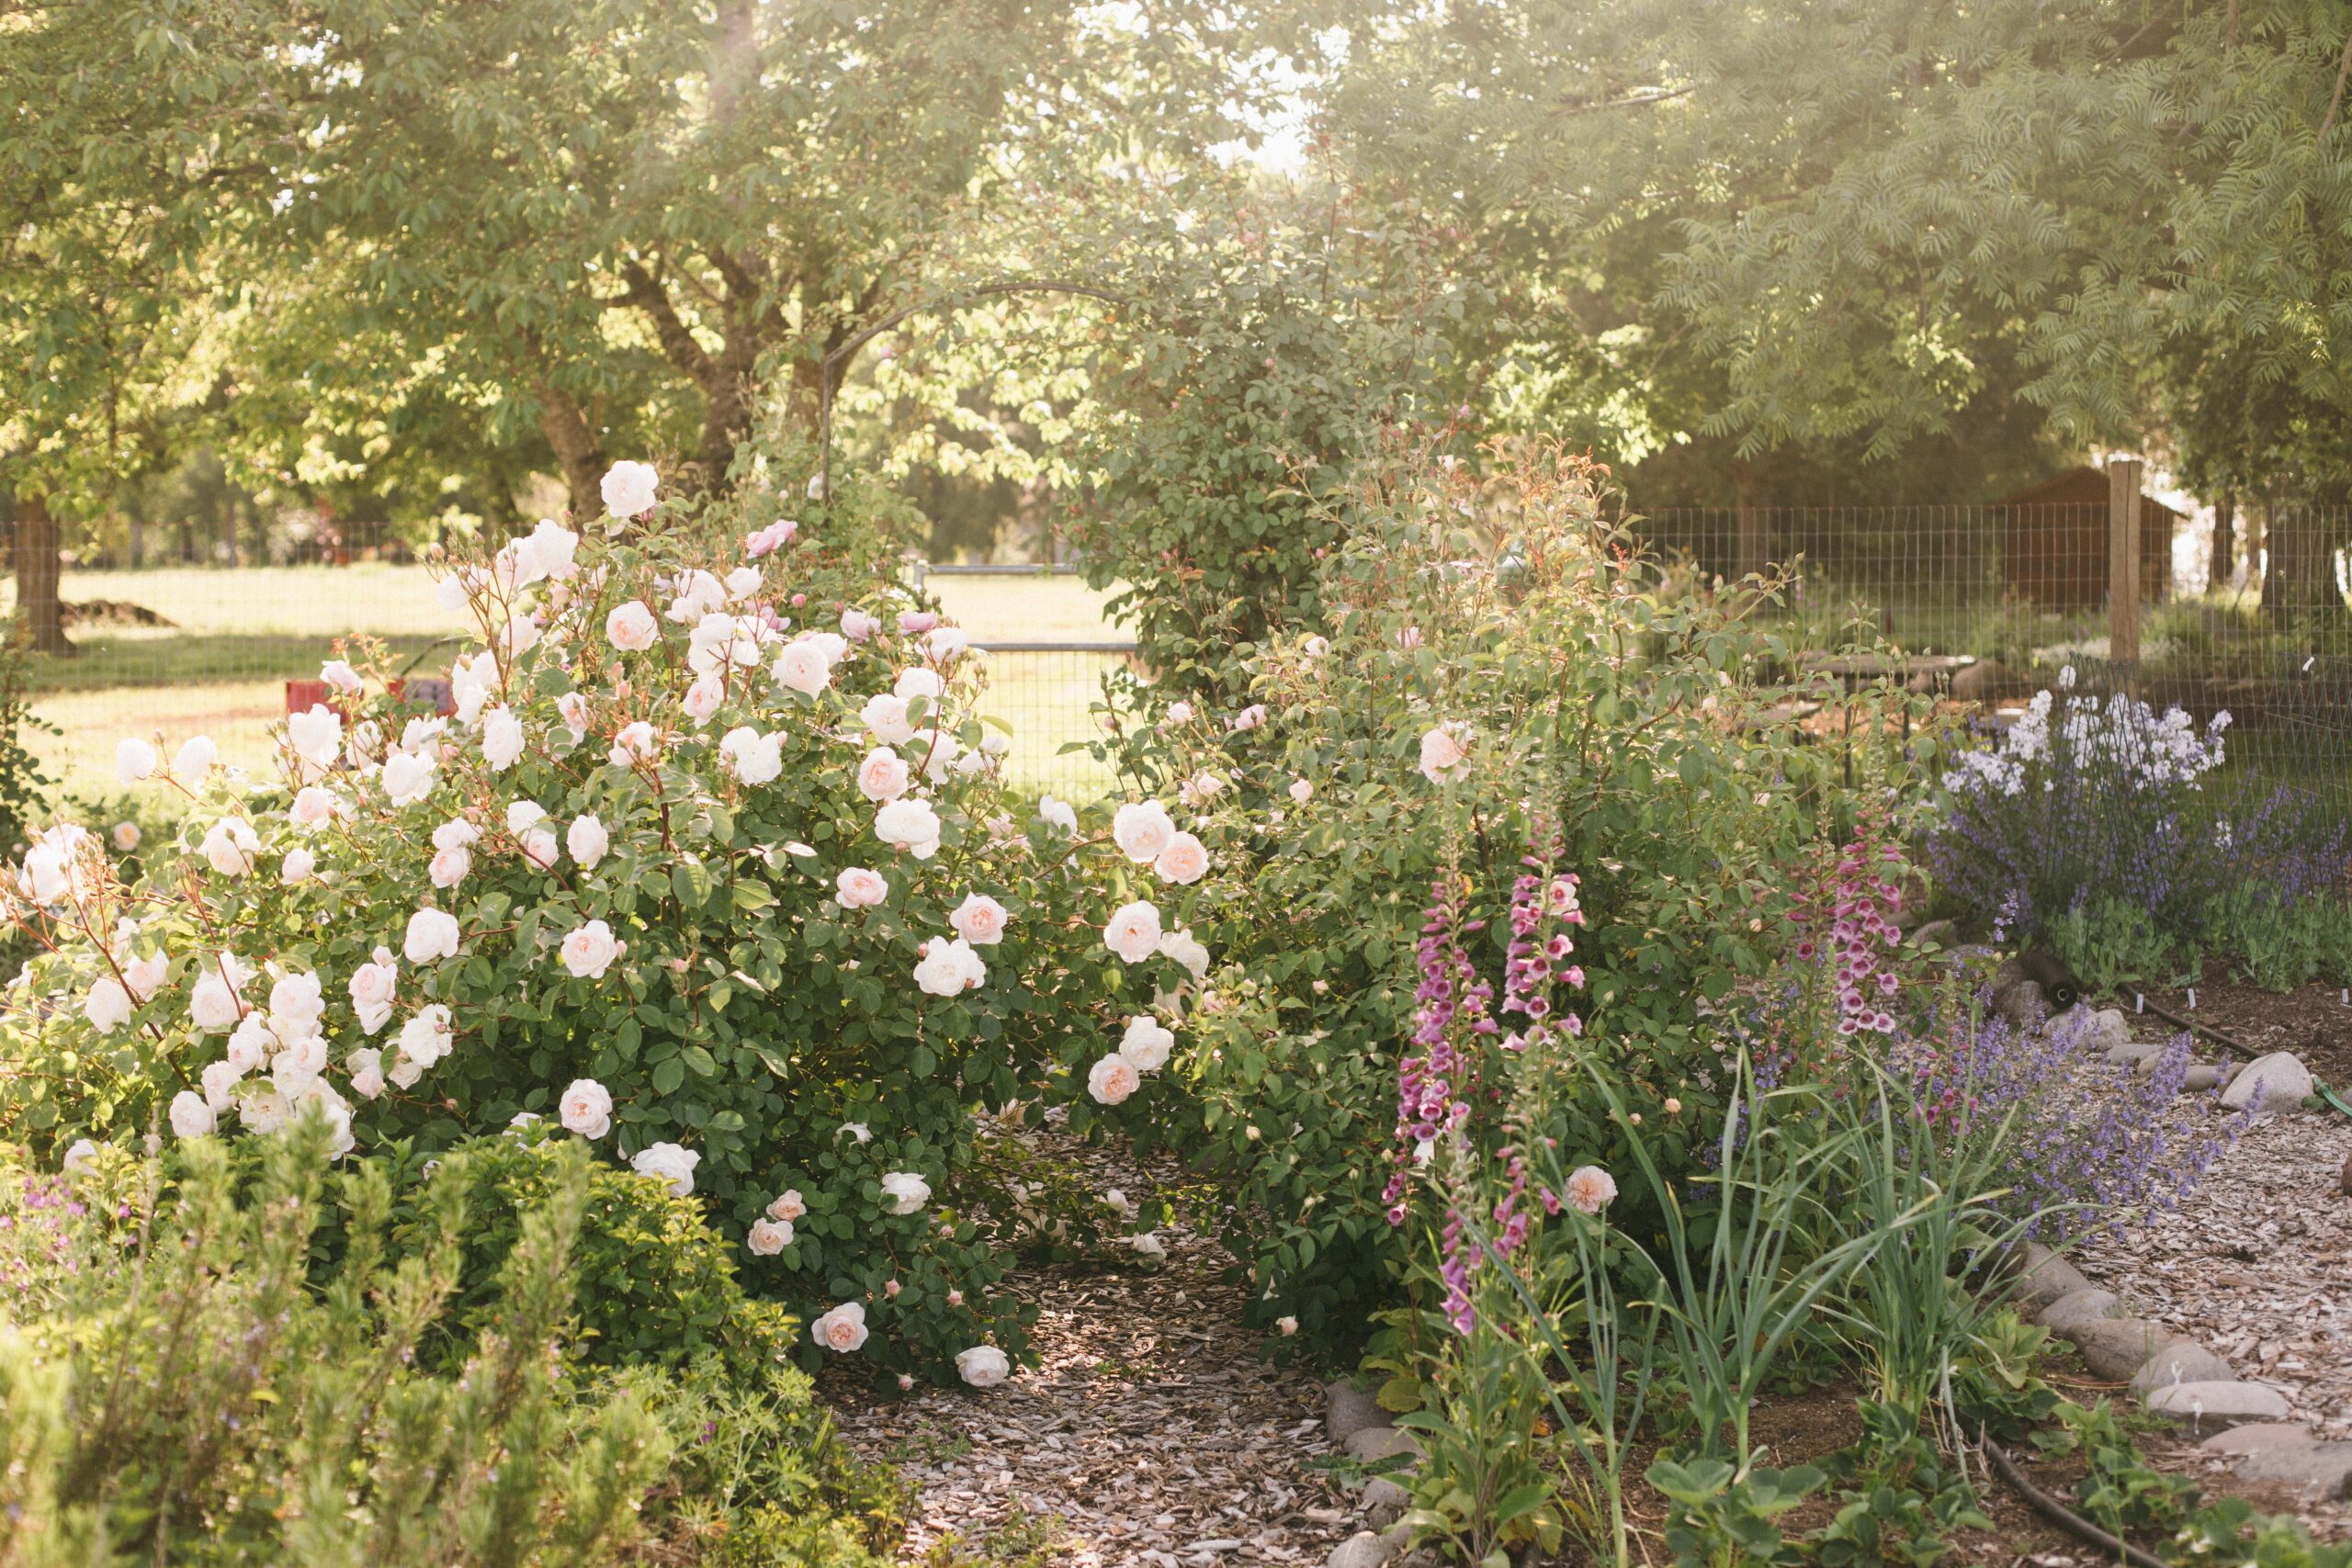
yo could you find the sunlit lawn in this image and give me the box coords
[17,564,1130,803]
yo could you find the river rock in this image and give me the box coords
[1907,919,1958,952]
[2041,1287,2125,1335]
[2144,1381,2291,1430]
[1361,1476,1410,1527]
[2132,1343,2237,1393]
[1343,1427,1424,1465]
[2083,1008,2136,1056]
[2015,1244,2094,1313]
[2219,1052,2312,1114]
[1327,1381,1386,1446]
[1950,659,2009,701]
[2231,1441,2352,1498]
[2200,1422,2315,1456]
[2064,1317,2187,1382]
[1994,980,2050,1030]
[1328,1530,1399,1568]
[2182,1064,2224,1092]
[2340,1149,2352,1197]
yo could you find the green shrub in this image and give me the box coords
[1084,438,1863,1343]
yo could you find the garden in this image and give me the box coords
[6,6,2352,1568]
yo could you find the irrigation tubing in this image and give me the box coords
[2109,989,2352,1117]
[1978,1428,2170,1568]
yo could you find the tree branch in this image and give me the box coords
[2324,28,2352,138]
[620,259,720,390]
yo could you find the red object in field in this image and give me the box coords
[285,679,333,714]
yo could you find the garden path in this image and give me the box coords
[831,1134,1360,1566]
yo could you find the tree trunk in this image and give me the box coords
[2209,490,2233,592]
[534,377,609,520]
[12,491,73,655]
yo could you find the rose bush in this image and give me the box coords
[0,458,1216,1384]
[1075,439,1861,1348]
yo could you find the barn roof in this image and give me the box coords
[1995,466,2188,517]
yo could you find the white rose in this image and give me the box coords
[403,907,461,964]
[429,844,471,888]
[878,1171,933,1214]
[348,951,397,1034]
[481,705,525,771]
[289,785,337,829]
[381,750,436,807]
[560,919,622,979]
[519,827,560,869]
[1102,901,1163,964]
[520,517,580,581]
[346,1048,386,1100]
[856,747,910,803]
[1418,722,1473,784]
[189,961,249,1033]
[1088,1054,1141,1105]
[288,704,342,768]
[200,818,258,877]
[913,937,987,997]
[225,1013,272,1075]
[718,726,784,786]
[681,675,724,727]
[1119,1015,1174,1073]
[169,1089,216,1139]
[860,693,915,745]
[281,846,316,886]
[557,691,590,740]
[774,639,834,695]
[631,1141,699,1196]
[1129,1231,1167,1258]
[62,1137,98,1173]
[835,867,888,909]
[1157,928,1211,980]
[810,1302,869,1352]
[239,1085,291,1134]
[201,1057,243,1110]
[1152,831,1209,886]
[956,1345,1011,1388]
[452,651,499,725]
[504,800,546,835]
[767,1189,807,1222]
[874,798,942,860]
[949,893,1010,945]
[608,720,659,768]
[894,667,944,704]
[606,599,659,651]
[567,814,609,869]
[321,659,363,694]
[1038,795,1078,835]
[173,735,218,779]
[83,976,133,1033]
[600,458,661,518]
[665,570,728,625]
[122,949,168,1001]
[1112,801,1176,864]
[559,1077,613,1138]
[397,1004,454,1070]
[115,737,157,784]
[837,1121,872,1145]
[269,970,326,1034]
[747,1218,793,1254]
[1289,777,1313,803]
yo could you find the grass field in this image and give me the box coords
[15,565,1132,803]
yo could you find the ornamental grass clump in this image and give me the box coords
[0,456,1225,1385]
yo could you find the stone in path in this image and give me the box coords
[2219,1052,2312,1114]
[2143,1380,2292,1430]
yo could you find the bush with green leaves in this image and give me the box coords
[0,453,1211,1385]
[0,1123,894,1566]
[1080,438,1850,1344]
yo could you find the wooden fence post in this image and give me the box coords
[2107,457,2142,676]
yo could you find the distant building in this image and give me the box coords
[1992,467,2183,610]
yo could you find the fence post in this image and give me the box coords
[2107,457,2142,679]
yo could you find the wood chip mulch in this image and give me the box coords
[828,1133,1358,1566]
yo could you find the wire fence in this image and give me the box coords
[8,492,2347,818]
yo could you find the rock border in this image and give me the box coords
[2018,1239,2352,1501]
[1321,1381,1426,1567]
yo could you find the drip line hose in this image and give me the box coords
[2112,988,2254,1057]
[1979,1428,2170,1568]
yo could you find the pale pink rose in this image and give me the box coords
[810,1301,869,1352]
[630,1141,698,1195]
[404,908,461,964]
[1152,832,1208,886]
[169,1089,216,1140]
[1288,778,1313,803]
[1087,1054,1140,1105]
[429,844,471,889]
[82,977,132,1033]
[835,867,888,909]
[860,693,915,745]
[841,606,880,641]
[348,950,397,1034]
[560,919,622,979]
[605,600,659,651]
[774,639,833,695]
[1165,700,1194,724]
[744,518,797,557]
[1227,704,1267,732]
[559,1077,613,1138]
[1563,1165,1617,1215]
[1102,900,1163,964]
[290,785,337,829]
[747,1218,793,1254]
[122,949,168,1002]
[608,721,659,768]
[956,1345,1011,1387]
[568,814,609,869]
[897,610,938,636]
[949,893,1010,945]
[893,666,943,702]
[519,827,560,869]
[481,705,524,771]
[1418,722,1473,784]
[600,459,660,518]
[856,747,910,803]
[557,691,591,739]
[279,846,316,886]
[767,1189,807,1222]
[321,659,363,694]
[346,1048,385,1100]
[874,798,942,860]
[683,676,725,728]
[1111,801,1176,864]
[112,820,141,852]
